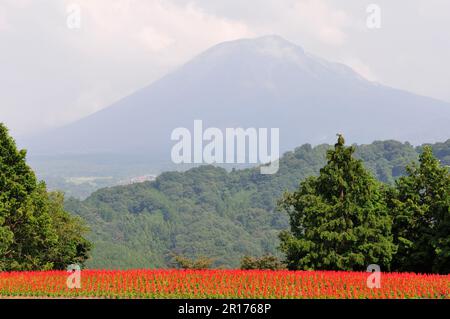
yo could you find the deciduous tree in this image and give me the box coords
[0,123,91,270]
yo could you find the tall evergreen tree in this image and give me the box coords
[279,136,395,270]
[0,123,91,270]
[389,146,450,273]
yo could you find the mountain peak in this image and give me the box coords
[203,34,305,57]
[253,34,302,47]
[184,35,307,75]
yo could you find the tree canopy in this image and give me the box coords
[389,146,450,273]
[278,138,395,270]
[0,123,91,271]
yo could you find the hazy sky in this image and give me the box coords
[1,0,449,136]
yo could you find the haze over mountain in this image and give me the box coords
[22,35,450,161]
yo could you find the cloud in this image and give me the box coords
[290,0,351,46]
[136,27,174,52]
[0,0,354,136]
[344,58,378,81]
[1,0,449,136]
[70,0,252,59]
[177,0,353,46]
[0,6,10,31]
[0,0,253,135]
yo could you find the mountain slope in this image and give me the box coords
[65,139,450,269]
[23,35,450,160]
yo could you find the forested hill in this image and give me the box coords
[66,140,450,269]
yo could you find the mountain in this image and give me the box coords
[65,139,450,269]
[22,35,450,162]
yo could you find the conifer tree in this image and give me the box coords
[389,146,450,273]
[279,135,395,270]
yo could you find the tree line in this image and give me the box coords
[1,122,449,273]
[278,135,450,274]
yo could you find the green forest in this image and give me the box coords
[65,136,450,271]
[1,122,450,273]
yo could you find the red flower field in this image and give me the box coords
[0,270,448,299]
